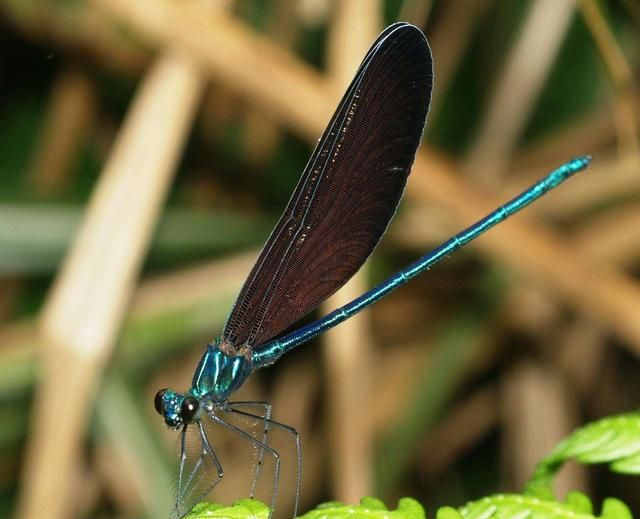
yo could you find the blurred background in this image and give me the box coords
[0,0,639,518]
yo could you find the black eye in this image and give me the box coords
[154,389,168,415]
[181,396,199,423]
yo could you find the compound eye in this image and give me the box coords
[154,389,168,415]
[181,396,199,423]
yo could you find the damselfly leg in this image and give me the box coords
[222,401,274,498]
[210,411,281,515]
[173,422,223,519]
[225,402,302,517]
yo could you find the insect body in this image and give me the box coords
[154,22,590,519]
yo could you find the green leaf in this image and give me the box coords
[299,497,426,519]
[447,493,632,519]
[185,499,425,519]
[182,494,636,519]
[526,412,640,497]
[601,499,634,519]
[435,507,462,519]
[179,412,640,519]
[184,499,270,519]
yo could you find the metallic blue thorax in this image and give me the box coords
[190,340,253,401]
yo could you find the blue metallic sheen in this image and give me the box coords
[161,389,186,428]
[159,342,254,427]
[252,155,592,368]
[191,340,254,400]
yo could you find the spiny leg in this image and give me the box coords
[199,421,224,482]
[174,422,224,519]
[183,421,224,492]
[227,401,273,498]
[176,425,189,511]
[225,406,301,519]
[183,454,204,495]
[211,413,281,517]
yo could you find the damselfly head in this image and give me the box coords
[154,388,201,429]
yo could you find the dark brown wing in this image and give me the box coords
[222,23,433,348]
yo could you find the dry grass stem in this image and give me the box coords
[579,0,639,155]
[320,1,380,503]
[371,342,430,433]
[398,0,434,26]
[501,362,585,494]
[0,251,259,396]
[28,69,97,194]
[465,0,576,181]
[15,49,206,519]
[272,359,322,512]
[0,279,21,323]
[1,1,149,76]
[428,0,491,117]
[573,204,640,267]
[92,0,334,139]
[418,385,499,477]
[619,0,640,27]
[96,444,145,516]
[412,152,640,354]
[555,319,608,397]
[132,251,257,316]
[512,100,620,170]
[239,0,294,166]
